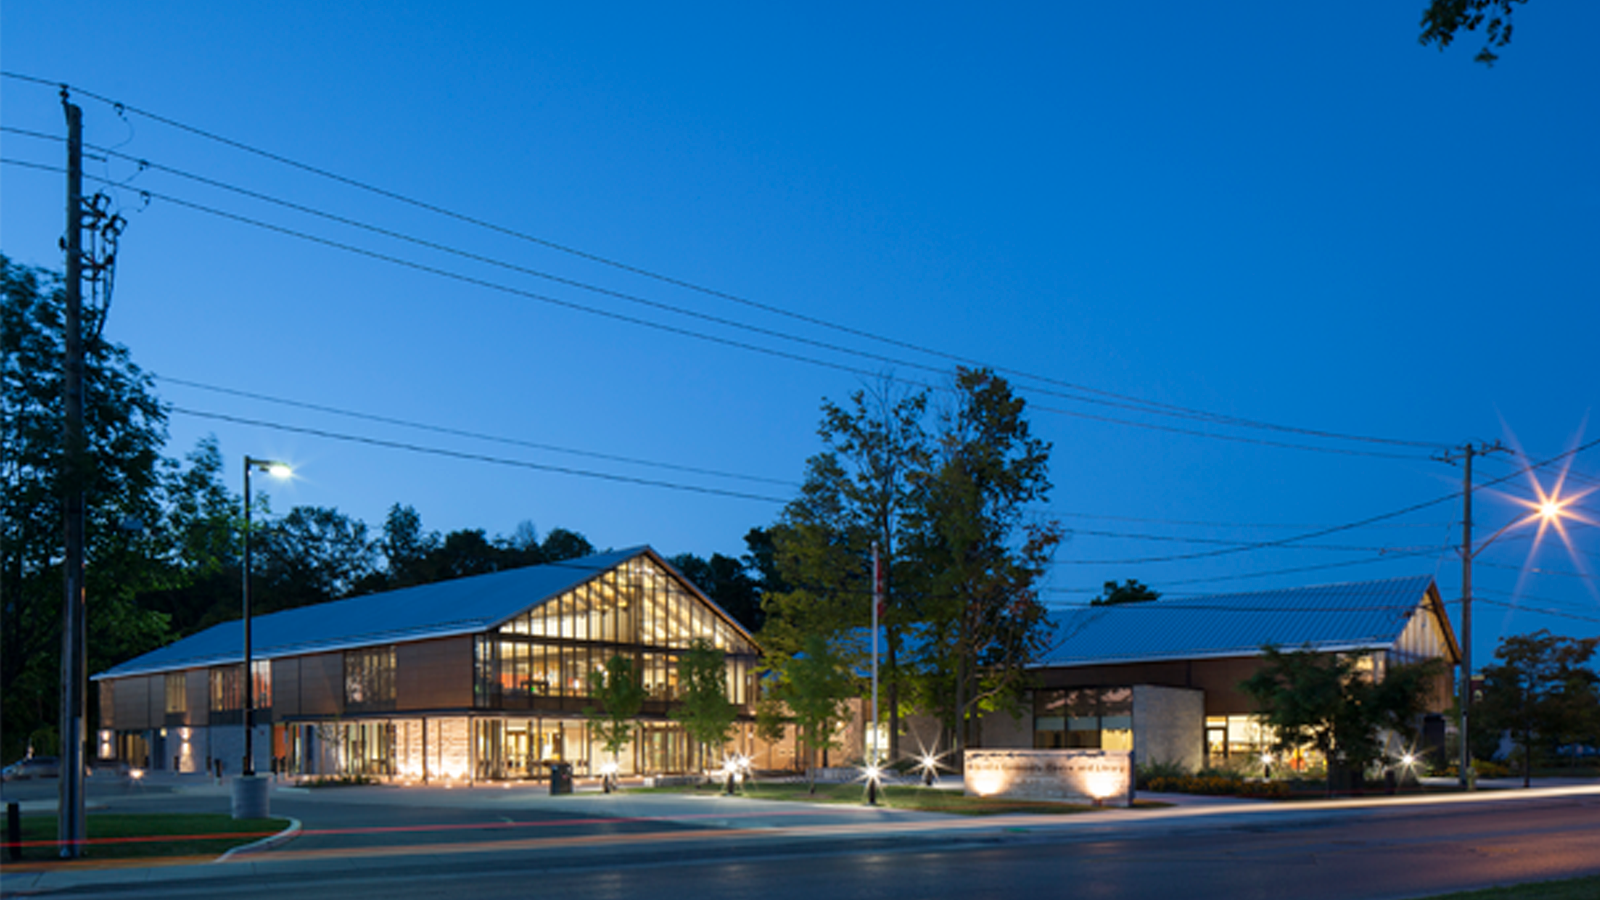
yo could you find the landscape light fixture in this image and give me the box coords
[862,762,884,806]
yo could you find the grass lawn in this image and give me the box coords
[5,813,289,864]
[636,779,1165,815]
[1421,875,1600,899]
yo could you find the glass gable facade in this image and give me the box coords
[473,555,759,710]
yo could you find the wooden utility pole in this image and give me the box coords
[58,89,88,859]
[1437,440,1507,790]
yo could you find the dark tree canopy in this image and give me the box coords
[1420,0,1528,65]
[1476,630,1600,786]
[1092,578,1161,606]
[1,256,173,760]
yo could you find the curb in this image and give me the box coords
[215,816,302,862]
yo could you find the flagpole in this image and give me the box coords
[871,541,880,766]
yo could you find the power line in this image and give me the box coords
[0,155,1438,461]
[1050,438,1600,567]
[1061,547,1447,588]
[0,76,1448,451]
[167,406,788,504]
[1476,560,1599,581]
[1050,510,1454,530]
[1475,597,1600,625]
[1060,525,1449,554]
[1042,601,1426,612]
[0,126,1445,460]
[155,375,798,488]
[1476,587,1600,614]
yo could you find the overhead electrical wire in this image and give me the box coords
[156,375,798,488]
[12,147,1593,575]
[167,406,789,505]
[1476,561,1599,581]
[1050,511,1454,530]
[3,81,1592,591]
[1046,546,1447,590]
[0,154,1432,461]
[0,77,1447,452]
[1049,438,1600,567]
[1059,525,1449,554]
[1475,597,1600,625]
[0,126,1437,459]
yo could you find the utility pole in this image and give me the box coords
[1436,440,1507,790]
[58,89,88,860]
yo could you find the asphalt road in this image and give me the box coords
[6,781,1600,900]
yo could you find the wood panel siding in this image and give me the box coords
[1034,656,1269,717]
[186,670,209,726]
[298,653,343,716]
[274,658,301,717]
[398,637,471,710]
[98,682,116,730]
[112,675,154,731]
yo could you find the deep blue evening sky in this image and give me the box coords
[2,2,1596,665]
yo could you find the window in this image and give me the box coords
[209,666,243,712]
[1034,686,1133,750]
[252,660,272,709]
[345,646,396,711]
[165,672,187,714]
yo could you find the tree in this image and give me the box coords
[374,503,438,590]
[142,436,243,635]
[1092,579,1161,606]
[672,638,737,775]
[1,256,172,761]
[252,505,377,615]
[1241,646,1445,792]
[540,527,594,563]
[762,380,931,760]
[761,452,871,671]
[906,368,1061,755]
[770,633,856,792]
[586,653,646,788]
[1476,631,1600,787]
[1420,0,1528,66]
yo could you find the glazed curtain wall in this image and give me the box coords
[474,555,759,709]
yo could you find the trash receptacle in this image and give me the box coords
[549,762,573,795]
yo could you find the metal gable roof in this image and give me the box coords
[1039,574,1446,667]
[95,546,647,679]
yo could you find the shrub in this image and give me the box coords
[1142,774,1288,798]
[1135,759,1190,789]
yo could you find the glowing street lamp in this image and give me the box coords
[1455,472,1585,790]
[240,454,291,778]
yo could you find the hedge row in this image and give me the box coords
[1143,775,1290,798]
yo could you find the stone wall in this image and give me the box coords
[1133,684,1204,772]
[964,749,1132,806]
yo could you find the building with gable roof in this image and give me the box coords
[939,575,1461,772]
[93,547,761,781]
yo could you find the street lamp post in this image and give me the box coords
[1456,489,1568,790]
[236,456,290,818]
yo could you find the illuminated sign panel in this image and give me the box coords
[964,749,1132,806]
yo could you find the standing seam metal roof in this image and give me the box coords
[95,546,747,679]
[1039,574,1452,667]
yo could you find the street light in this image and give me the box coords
[1456,485,1573,789]
[236,456,290,818]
